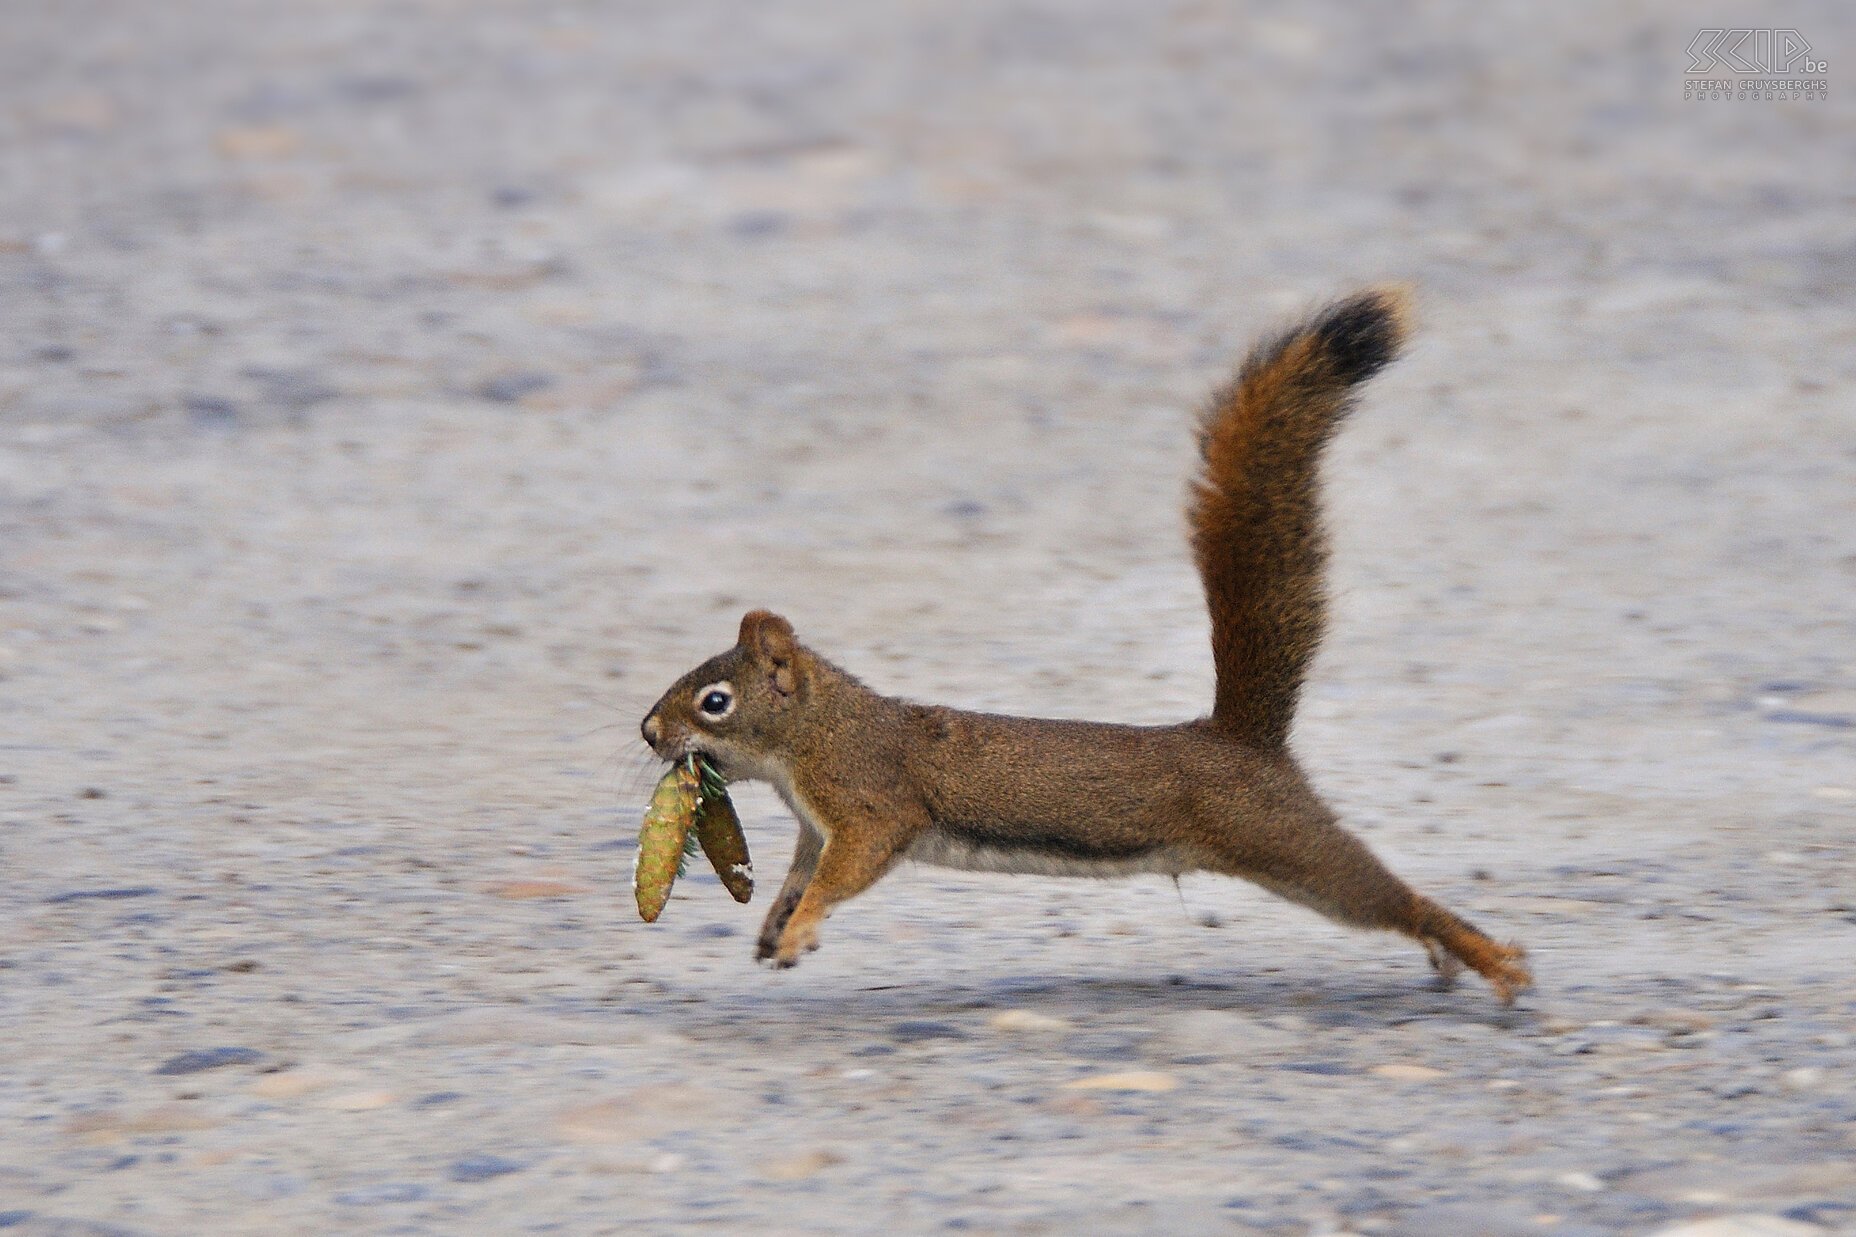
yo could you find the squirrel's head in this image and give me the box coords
[640,609,811,782]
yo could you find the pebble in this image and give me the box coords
[1630,1009,1717,1034]
[1645,1217,1823,1237]
[234,1174,304,1201]
[333,1183,429,1206]
[1557,1171,1606,1192]
[1157,1009,1297,1062]
[45,888,159,905]
[475,371,555,403]
[1552,1025,1668,1056]
[246,368,337,412]
[1785,1203,1856,1227]
[1060,1071,1177,1093]
[155,1047,264,1075]
[1370,1063,1447,1081]
[890,1020,965,1043]
[581,1150,689,1175]
[552,1086,725,1144]
[485,879,590,899]
[987,1009,1072,1033]
[1779,1068,1823,1091]
[319,1090,397,1112]
[728,210,789,238]
[182,395,239,428]
[0,1219,151,1237]
[449,1154,524,1182]
[213,125,301,159]
[1061,1031,1146,1061]
[413,1009,631,1047]
[553,1100,640,1145]
[1385,1202,1573,1237]
[250,1067,350,1099]
[65,1105,218,1142]
[761,1149,844,1181]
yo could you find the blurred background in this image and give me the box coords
[2,3,1852,1234]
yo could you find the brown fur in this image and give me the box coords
[641,291,1532,1003]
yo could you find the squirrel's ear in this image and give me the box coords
[738,610,796,662]
[738,610,799,698]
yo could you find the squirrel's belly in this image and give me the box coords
[905,827,1192,879]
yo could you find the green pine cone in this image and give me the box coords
[693,778,753,903]
[633,759,701,922]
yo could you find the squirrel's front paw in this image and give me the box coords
[755,896,799,962]
[769,917,820,968]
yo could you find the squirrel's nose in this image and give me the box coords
[641,713,662,747]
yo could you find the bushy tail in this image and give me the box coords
[1190,288,1409,748]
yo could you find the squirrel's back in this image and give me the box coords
[1189,289,1410,749]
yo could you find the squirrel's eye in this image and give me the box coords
[694,682,735,719]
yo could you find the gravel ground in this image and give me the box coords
[2,2,1854,1234]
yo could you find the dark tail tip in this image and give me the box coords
[1309,286,1410,387]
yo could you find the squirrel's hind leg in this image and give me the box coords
[1197,813,1532,1004]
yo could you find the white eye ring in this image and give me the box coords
[694,681,736,720]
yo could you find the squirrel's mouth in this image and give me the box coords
[684,742,744,784]
[660,733,711,767]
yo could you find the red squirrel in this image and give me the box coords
[641,289,1533,1003]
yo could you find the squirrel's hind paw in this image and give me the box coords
[767,917,821,969]
[1478,942,1534,1006]
[1423,928,1532,1005]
